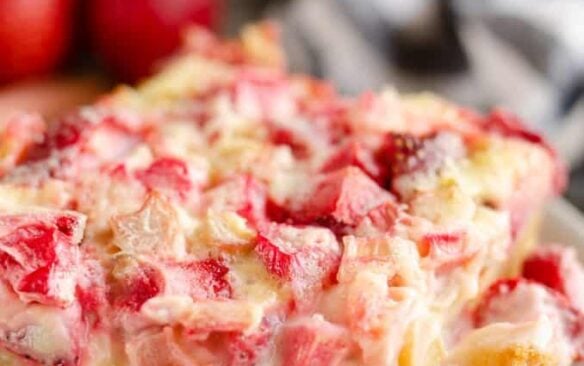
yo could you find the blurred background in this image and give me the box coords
[1,0,583,211]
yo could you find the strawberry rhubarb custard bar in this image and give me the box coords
[0,24,582,366]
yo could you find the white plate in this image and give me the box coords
[541,199,584,258]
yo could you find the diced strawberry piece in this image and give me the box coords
[280,316,350,366]
[136,157,192,198]
[485,109,566,193]
[296,167,393,229]
[321,141,383,182]
[254,223,341,305]
[523,246,584,312]
[0,212,84,306]
[378,131,465,187]
[418,231,473,271]
[379,133,424,178]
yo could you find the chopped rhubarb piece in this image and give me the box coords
[418,231,474,271]
[523,246,584,312]
[164,258,232,300]
[337,236,398,283]
[280,315,350,366]
[255,235,292,279]
[296,167,393,228]
[255,223,341,304]
[378,131,465,186]
[0,113,46,174]
[76,259,108,325]
[231,68,294,122]
[54,120,82,149]
[141,296,264,334]
[0,305,85,366]
[126,327,195,366]
[0,211,85,306]
[204,175,268,228]
[136,157,192,198]
[111,192,185,257]
[321,141,383,182]
[355,201,402,234]
[268,127,311,159]
[227,314,281,366]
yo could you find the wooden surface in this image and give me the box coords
[0,75,108,121]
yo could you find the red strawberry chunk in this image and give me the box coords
[297,167,393,228]
[0,212,84,306]
[321,141,383,182]
[523,246,584,313]
[255,223,341,305]
[280,316,350,366]
[378,131,465,187]
[136,157,192,198]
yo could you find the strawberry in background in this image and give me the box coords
[89,0,224,83]
[0,0,75,83]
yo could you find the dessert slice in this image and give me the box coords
[0,23,574,365]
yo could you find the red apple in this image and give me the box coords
[89,0,224,83]
[0,0,74,83]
